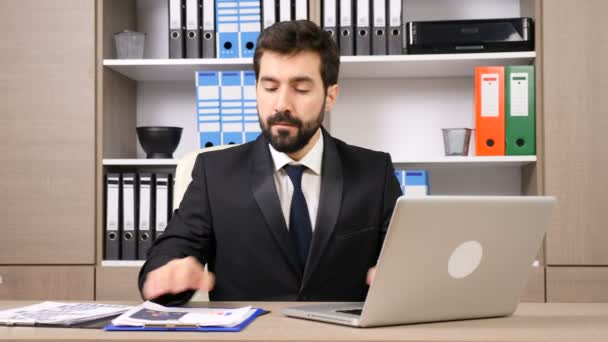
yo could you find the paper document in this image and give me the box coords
[0,302,132,326]
[112,301,255,327]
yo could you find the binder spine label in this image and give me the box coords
[510,73,529,117]
[481,73,499,117]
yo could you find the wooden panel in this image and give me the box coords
[0,266,93,300]
[95,267,141,300]
[0,0,95,264]
[543,1,608,265]
[547,267,608,302]
[521,266,545,302]
[97,0,137,262]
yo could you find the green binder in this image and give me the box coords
[505,65,536,155]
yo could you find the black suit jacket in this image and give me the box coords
[139,129,402,305]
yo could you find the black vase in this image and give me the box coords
[136,126,183,159]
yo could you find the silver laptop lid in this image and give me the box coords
[359,196,555,327]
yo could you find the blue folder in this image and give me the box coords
[104,308,267,332]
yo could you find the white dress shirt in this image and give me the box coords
[268,133,323,232]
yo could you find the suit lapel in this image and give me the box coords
[302,129,343,287]
[250,136,303,278]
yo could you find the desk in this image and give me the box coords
[1,301,608,342]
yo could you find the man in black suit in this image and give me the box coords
[140,20,402,305]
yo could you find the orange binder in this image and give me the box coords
[475,66,505,156]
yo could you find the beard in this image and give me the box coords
[260,104,325,154]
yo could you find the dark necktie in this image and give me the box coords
[284,165,313,267]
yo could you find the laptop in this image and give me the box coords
[282,196,556,327]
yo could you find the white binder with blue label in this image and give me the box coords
[196,71,221,147]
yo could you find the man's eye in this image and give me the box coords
[295,89,310,94]
[264,87,277,92]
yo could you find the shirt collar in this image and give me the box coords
[268,131,324,175]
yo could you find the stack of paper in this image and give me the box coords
[0,302,132,326]
[111,301,255,328]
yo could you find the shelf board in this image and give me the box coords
[103,159,178,166]
[394,156,537,167]
[101,260,144,267]
[102,156,536,167]
[103,51,535,82]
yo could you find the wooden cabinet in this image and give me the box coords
[0,1,95,299]
[0,0,96,265]
[542,0,608,300]
[0,266,94,300]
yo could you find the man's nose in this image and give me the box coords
[274,87,292,113]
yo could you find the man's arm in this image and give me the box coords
[138,153,215,305]
[368,153,402,285]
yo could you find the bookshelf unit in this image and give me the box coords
[97,0,544,300]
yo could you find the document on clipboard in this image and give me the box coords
[106,301,267,332]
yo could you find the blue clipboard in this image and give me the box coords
[104,308,267,332]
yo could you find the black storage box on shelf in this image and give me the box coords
[136,126,183,159]
[405,17,534,54]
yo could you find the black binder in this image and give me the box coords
[121,173,137,260]
[137,173,154,260]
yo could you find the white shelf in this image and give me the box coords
[103,52,536,82]
[394,156,537,167]
[101,260,144,267]
[102,156,535,167]
[103,159,178,166]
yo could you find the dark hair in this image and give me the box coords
[253,20,340,90]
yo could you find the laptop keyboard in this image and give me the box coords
[336,309,362,316]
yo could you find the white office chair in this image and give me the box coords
[172,144,238,301]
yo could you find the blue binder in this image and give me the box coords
[196,71,222,147]
[238,0,261,58]
[242,70,261,142]
[216,0,240,58]
[220,71,244,144]
[104,308,267,332]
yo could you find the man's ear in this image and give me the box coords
[324,84,340,112]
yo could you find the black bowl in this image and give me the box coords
[136,126,183,159]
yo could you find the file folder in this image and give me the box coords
[105,308,267,332]
[121,173,137,260]
[387,0,402,55]
[185,0,202,58]
[216,0,240,58]
[356,0,371,55]
[169,0,186,59]
[261,0,277,29]
[239,0,261,58]
[202,0,216,58]
[220,71,244,144]
[294,0,308,20]
[475,66,505,156]
[371,0,386,55]
[197,71,221,147]
[279,0,292,21]
[154,174,170,239]
[104,173,121,260]
[339,0,354,55]
[393,169,405,194]
[403,170,429,196]
[322,0,338,45]
[137,173,153,260]
[243,71,261,142]
[505,65,536,155]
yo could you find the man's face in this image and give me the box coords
[256,50,338,153]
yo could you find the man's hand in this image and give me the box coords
[142,256,215,300]
[366,266,377,286]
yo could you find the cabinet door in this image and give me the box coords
[0,1,96,263]
[95,267,141,301]
[544,0,608,265]
[0,266,94,300]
